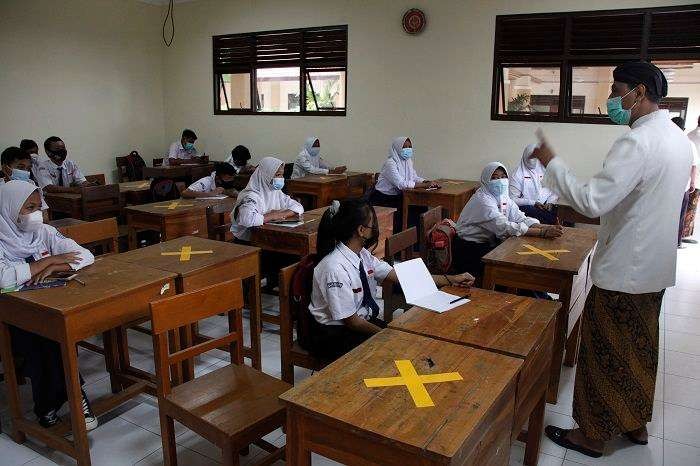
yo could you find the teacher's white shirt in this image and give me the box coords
[544,110,692,294]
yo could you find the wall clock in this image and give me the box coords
[402,8,426,35]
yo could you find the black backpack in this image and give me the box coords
[150,178,180,202]
[125,150,146,181]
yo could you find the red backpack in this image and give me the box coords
[290,254,319,351]
[426,219,458,274]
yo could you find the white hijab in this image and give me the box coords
[386,136,416,177]
[233,156,286,214]
[510,143,552,203]
[0,180,44,262]
[298,136,320,161]
[458,162,510,225]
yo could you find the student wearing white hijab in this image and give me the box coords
[371,136,439,230]
[0,180,97,431]
[291,137,346,179]
[509,143,558,224]
[452,162,562,281]
[230,156,304,241]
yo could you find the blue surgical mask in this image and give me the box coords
[400,147,413,159]
[606,87,638,126]
[487,178,509,197]
[184,142,195,151]
[10,168,31,182]
[308,147,320,157]
[272,177,285,190]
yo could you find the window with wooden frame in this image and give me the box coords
[491,5,700,124]
[213,25,347,116]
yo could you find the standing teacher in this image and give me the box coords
[532,62,692,458]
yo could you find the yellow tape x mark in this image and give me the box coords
[154,201,194,210]
[160,246,214,262]
[516,243,570,261]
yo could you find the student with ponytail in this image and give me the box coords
[308,199,474,359]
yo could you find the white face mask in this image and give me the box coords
[17,210,44,232]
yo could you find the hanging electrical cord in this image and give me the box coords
[162,0,175,47]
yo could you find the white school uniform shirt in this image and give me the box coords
[309,242,392,326]
[685,140,698,191]
[0,181,94,289]
[375,137,425,196]
[187,172,217,193]
[509,143,558,206]
[230,157,304,241]
[291,137,329,179]
[167,141,198,165]
[33,158,87,189]
[544,109,692,294]
[456,162,539,245]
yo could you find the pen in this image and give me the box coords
[74,278,86,286]
[449,294,470,304]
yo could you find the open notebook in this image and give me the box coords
[394,258,470,313]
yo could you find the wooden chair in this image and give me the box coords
[207,203,234,242]
[419,206,443,262]
[381,227,417,323]
[80,184,122,221]
[153,158,164,167]
[58,217,119,256]
[279,263,326,385]
[116,156,129,183]
[151,279,289,466]
[85,173,106,185]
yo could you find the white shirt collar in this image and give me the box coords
[631,109,669,129]
[336,242,361,270]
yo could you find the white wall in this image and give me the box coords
[0,0,166,182]
[161,0,694,182]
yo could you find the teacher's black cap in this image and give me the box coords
[613,62,668,102]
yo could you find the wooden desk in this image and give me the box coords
[389,288,559,465]
[286,174,350,209]
[482,227,597,403]
[118,180,152,206]
[111,236,262,369]
[45,192,82,219]
[124,197,234,249]
[0,257,176,466]
[48,218,86,229]
[402,179,480,230]
[281,328,520,465]
[142,163,215,184]
[249,206,395,258]
[554,204,600,225]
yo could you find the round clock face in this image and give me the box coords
[402,8,426,35]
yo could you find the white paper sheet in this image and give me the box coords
[267,221,304,228]
[393,258,470,313]
[195,195,228,200]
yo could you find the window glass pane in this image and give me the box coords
[570,66,615,116]
[655,60,700,122]
[499,67,560,115]
[255,67,300,112]
[219,73,251,111]
[306,70,346,111]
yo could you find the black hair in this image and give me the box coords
[672,116,685,131]
[214,161,237,177]
[19,139,38,153]
[44,136,63,152]
[316,199,379,261]
[1,146,31,166]
[230,145,251,163]
[182,129,197,140]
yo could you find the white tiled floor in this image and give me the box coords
[2,240,700,465]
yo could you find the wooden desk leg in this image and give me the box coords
[245,273,262,369]
[102,330,123,394]
[547,285,571,403]
[128,226,138,251]
[401,198,409,232]
[0,322,27,443]
[61,339,91,466]
[523,394,546,466]
[564,317,582,367]
[286,410,311,466]
[482,266,496,290]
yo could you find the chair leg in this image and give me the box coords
[222,443,240,466]
[160,413,178,466]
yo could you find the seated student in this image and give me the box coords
[509,143,558,224]
[33,136,93,193]
[370,136,439,230]
[181,162,239,199]
[167,129,203,166]
[225,145,256,174]
[453,162,563,282]
[2,147,50,219]
[230,156,304,241]
[19,139,41,168]
[308,199,474,360]
[291,137,346,179]
[0,180,97,430]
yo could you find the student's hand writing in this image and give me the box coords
[31,264,66,284]
[543,224,564,238]
[50,252,82,266]
[330,166,347,174]
[447,272,475,288]
[213,187,225,195]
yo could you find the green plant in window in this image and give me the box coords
[508,93,531,112]
[306,79,340,110]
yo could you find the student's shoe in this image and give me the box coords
[81,391,98,431]
[38,409,61,428]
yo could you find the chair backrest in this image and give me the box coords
[153,157,164,167]
[419,206,444,261]
[206,202,234,242]
[150,279,244,397]
[85,174,106,185]
[384,227,418,266]
[278,262,300,383]
[116,156,129,183]
[58,217,119,255]
[80,184,122,220]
